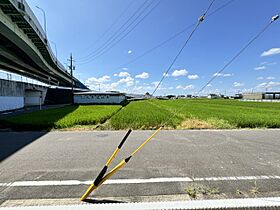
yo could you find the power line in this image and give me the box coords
[77,0,158,63]
[77,0,149,61]
[80,1,135,56]
[196,14,279,96]
[115,0,236,70]
[78,1,161,65]
[151,0,216,96]
[161,14,279,128]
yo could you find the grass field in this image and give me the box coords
[109,99,280,129]
[1,105,121,130]
[2,99,280,130]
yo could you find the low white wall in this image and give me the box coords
[0,96,24,112]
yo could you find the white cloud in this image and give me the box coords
[85,75,119,91]
[128,50,132,54]
[213,73,222,77]
[188,74,199,80]
[172,69,188,77]
[213,72,233,77]
[254,66,266,70]
[85,75,110,84]
[257,81,280,89]
[151,81,160,87]
[261,48,280,57]
[122,67,128,70]
[267,62,277,65]
[266,76,276,80]
[261,62,277,66]
[223,73,233,77]
[114,71,130,77]
[206,84,212,87]
[135,72,149,79]
[176,85,194,90]
[85,73,135,91]
[118,76,134,87]
[233,82,244,87]
[257,76,276,80]
[163,72,169,77]
[257,82,267,88]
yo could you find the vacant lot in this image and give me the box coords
[0,105,121,130]
[109,99,280,129]
[2,99,280,130]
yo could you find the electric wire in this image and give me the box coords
[77,0,160,64]
[79,5,279,201]
[76,0,148,61]
[79,4,279,201]
[196,19,276,95]
[115,0,236,70]
[79,0,161,65]
[77,0,150,61]
[151,0,216,96]
[79,1,135,57]
[162,14,279,128]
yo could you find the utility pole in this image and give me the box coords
[68,53,75,105]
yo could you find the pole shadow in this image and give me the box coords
[82,198,127,204]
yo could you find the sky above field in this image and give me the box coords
[24,0,280,95]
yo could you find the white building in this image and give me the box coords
[74,91,126,105]
[207,94,221,99]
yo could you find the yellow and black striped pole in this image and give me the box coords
[96,126,163,186]
[80,126,163,201]
[80,129,132,201]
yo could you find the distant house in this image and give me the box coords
[74,91,126,105]
[166,95,176,99]
[207,94,221,99]
[233,93,243,99]
[176,95,185,99]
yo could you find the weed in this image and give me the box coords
[236,189,244,195]
[186,184,220,199]
[250,181,260,195]
[186,185,198,199]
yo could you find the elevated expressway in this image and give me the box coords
[0,0,87,89]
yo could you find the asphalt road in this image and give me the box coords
[0,130,280,206]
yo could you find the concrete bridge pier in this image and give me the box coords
[0,78,47,112]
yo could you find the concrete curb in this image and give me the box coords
[1,197,280,210]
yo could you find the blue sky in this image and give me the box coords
[24,0,280,95]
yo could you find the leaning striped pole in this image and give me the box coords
[80,129,132,201]
[80,126,163,201]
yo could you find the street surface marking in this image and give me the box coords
[0,175,279,187]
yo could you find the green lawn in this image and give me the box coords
[1,105,121,130]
